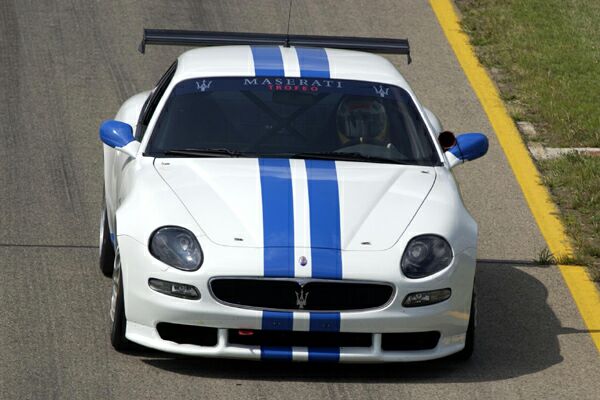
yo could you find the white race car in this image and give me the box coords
[99,30,488,362]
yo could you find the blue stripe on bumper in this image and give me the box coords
[261,346,293,361]
[308,347,340,362]
[262,310,293,331]
[309,312,340,332]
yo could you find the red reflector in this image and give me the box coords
[238,330,254,336]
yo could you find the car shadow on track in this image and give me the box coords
[140,262,588,382]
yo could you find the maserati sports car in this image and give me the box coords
[98,30,488,362]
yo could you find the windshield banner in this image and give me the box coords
[174,77,398,100]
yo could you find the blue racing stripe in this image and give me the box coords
[306,160,342,360]
[262,310,293,331]
[309,312,341,332]
[308,347,340,362]
[305,160,342,279]
[296,47,330,78]
[309,312,341,361]
[261,346,293,361]
[259,158,295,277]
[251,46,285,76]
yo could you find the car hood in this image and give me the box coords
[154,158,436,251]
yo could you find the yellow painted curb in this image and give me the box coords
[430,0,600,353]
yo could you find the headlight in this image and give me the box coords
[149,227,203,271]
[401,235,453,278]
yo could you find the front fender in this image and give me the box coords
[401,166,478,256]
[103,91,151,231]
[114,157,207,250]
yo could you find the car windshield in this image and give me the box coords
[146,77,441,166]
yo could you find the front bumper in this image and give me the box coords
[127,323,465,362]
[118,235,476,362]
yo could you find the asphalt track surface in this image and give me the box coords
[0,1,598,399]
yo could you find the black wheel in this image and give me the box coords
[99,206,115,277]
[451,291,476,361]
[110,251,134,351]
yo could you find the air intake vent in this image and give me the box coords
[157,323,218,346]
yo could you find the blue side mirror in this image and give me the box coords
[447,133,488,167]
[99,120,139,157]
[100,120,134,148]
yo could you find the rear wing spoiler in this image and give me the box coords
[139,29,411,64]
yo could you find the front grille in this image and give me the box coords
[229,329,372,348]
[210,277,394,311]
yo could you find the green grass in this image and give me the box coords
[533,248,556,266]
[539,155,600,279]
[456,0,600,147]
[455,0,600,280]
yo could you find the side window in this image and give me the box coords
[135,61,177,140]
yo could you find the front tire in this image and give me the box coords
[99,206,115,277]
[110,251,133,351]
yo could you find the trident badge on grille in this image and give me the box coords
[295,288,309,309]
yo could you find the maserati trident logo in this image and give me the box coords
[295,288,309,309]
[373,85,390,98]
[196,79,212,92]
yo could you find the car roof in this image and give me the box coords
[173,45,413,91]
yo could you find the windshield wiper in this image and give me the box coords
[284,151,414,165]
[162,148,247,158]
[159,149,420,165]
